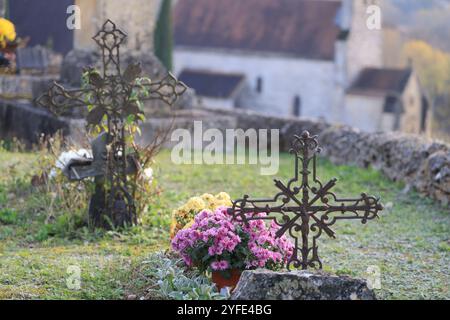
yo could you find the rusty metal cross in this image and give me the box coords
[36,20,186,228]
[228,131,383,270]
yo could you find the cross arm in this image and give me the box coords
[317,193,383,226]
[36,82,95,115]
[227,195,286,225]
[132,73,187,106]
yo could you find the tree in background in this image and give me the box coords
[403,41,450,96]
[384,0,450,53]
[154,0,173,71]
[402,40,450,139]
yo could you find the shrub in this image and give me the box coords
[141,252,227,300]
[32,131,161,232]
[34,211,87,241]
[0,208,18,225]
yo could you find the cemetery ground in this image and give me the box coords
[0,148,448,300]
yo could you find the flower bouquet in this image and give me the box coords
[171,207,294,290]
[170,192,232,238]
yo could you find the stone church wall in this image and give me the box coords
[174,48,337,120]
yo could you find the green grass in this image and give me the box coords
[0,150,448,300]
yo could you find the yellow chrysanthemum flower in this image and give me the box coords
[170,192,234,239]
[200,193,215,204]
[186,196,206,211]
[215,200,232,208]
[0,18,17,48]
[215,192,231,202]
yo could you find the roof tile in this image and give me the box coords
[348,68,413,96]
[174,0,343,60]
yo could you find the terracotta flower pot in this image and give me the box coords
[211,269,242,291]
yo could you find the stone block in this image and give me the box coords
[231,269,376,300]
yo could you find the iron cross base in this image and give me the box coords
[228,131,383,271]
[88,177,135,230]
[62,132,138,229]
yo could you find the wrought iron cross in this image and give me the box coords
[228,131,383,270]
[36,20,186,228]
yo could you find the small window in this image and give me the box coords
[256,77,263,93]
[293,96,301,117]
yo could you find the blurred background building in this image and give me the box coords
[1,0,449,139]
[174,0,425,134]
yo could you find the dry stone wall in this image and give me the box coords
[181,107,450,206]
[0,100,448,206]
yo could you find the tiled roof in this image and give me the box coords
[179,69,246,99]
[348,68,413,97]
[174,0,343,60]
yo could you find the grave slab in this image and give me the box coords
[231,269,376,300]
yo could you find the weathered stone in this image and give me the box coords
[183,106,449,206]
[59,49,197,110]
[231,269,376,300]
[0,98,448,206]
[0,75,57,100]
[16,46,51,74]
[61,49,168,86]
[0,100,69,147]
[416,150,450,205]
[60,49,101,87]
[74,0,161,53]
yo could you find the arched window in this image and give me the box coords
[256,77,263,93]
[293,96,301,117]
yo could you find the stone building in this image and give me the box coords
[74,0,161,53]
[8,0,161,54]
[173,0,427,134]
[5,0,427,134]
[345,67,425,133]
[178,69,246,109]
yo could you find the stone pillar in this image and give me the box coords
[74,0,99,51]
[345,0,383,85]
[0,0,6,17]
[74,0,162,53]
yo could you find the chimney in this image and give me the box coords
[335,0,353,31]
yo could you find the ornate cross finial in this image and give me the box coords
[93,19,127,76]
[228,131,383,270]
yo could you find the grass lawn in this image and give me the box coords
[0,150,448,300]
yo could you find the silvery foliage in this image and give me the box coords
[142,252,229,300]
